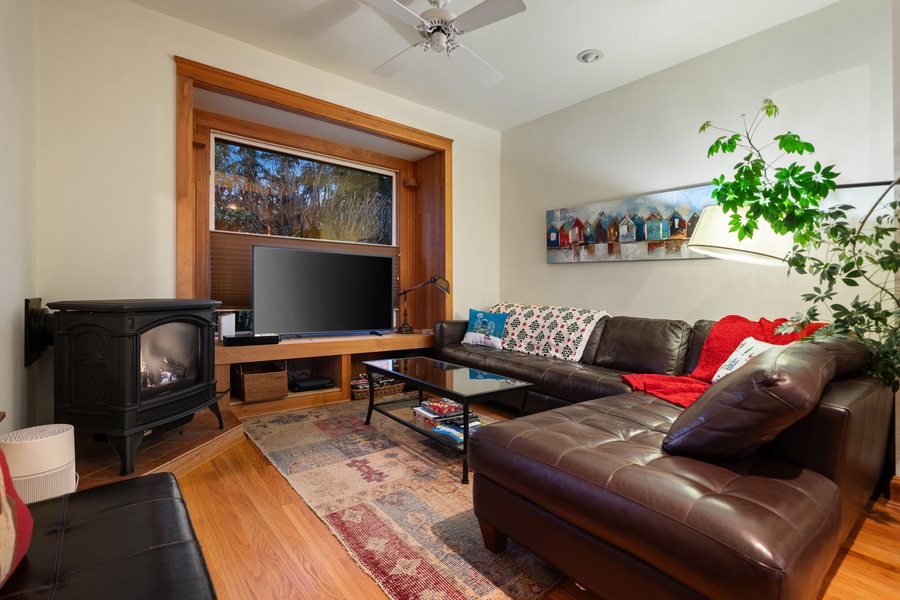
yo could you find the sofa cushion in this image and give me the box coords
[592,316,692,375]
[811,337,871,377]
[439,341,492,369]
[540,362,633,401]
[684,319,715,374]
[662,343,837,460]
[441,341,632,404]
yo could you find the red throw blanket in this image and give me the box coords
[622,315,824,407]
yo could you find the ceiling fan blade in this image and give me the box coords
[454,44,504,87]
[361,0,425,27]
[373,43,428,78]
[452,0,526,33]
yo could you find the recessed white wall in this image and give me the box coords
[0,1,37,433]
[35,0,501,315]
[27,0,501,422]
[499,0,892,324]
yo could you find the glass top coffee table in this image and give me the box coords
[363,356,532,483]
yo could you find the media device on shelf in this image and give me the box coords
[222,333,279,346]
[252,246,395,337]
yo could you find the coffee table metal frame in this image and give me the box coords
[363,356,532,483]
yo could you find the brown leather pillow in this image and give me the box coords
[662,343,836,460]
[810,337,871,377]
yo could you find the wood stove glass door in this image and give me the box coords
[140,322,200,399]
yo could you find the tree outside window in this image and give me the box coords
[213,137,395,245]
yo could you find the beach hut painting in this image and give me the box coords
[547,184,715,263]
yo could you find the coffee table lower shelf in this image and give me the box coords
[362,357,532,484]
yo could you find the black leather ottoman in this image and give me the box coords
[1,473,217,599]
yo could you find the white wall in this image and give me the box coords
[499,0,892,324]
[35,0,500,313]
[0,1,38,433]
[25,0,501,422]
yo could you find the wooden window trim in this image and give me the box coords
[199,110,410,308]
[175,57,453,329]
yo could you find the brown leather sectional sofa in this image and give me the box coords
[434,315,893,600]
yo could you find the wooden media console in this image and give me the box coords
[214,332,433,417]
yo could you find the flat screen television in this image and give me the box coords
[252,246,394,337]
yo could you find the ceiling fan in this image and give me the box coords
[363,0,526,87]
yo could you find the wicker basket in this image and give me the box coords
[351,382,407,401]
[233,361,288,403]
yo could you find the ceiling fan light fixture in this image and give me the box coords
[577,49,604,63]
[368,0,527,86]
[430,30,448,52]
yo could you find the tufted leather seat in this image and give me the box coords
[1,473,217,600]
[469,394,843,600]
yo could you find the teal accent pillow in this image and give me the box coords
[462,309,508,350]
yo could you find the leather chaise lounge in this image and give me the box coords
[434,314,893,600]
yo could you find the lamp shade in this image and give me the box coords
[687,204,793,266]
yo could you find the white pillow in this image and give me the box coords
[711,337,776,383]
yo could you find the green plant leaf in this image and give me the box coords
[700,99,900,390]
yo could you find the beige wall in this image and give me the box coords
[6,0,895,439]
[23,0,502,423]
[0,0,38,434]
[498,0,892,324]
[499,0,896,477]
[35,0,501,310]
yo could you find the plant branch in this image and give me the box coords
[700,99,898,390]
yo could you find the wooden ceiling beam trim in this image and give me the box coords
[175,56,453,153]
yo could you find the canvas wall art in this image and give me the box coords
[546,184,715,263]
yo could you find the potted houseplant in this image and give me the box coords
[700,99,899,391]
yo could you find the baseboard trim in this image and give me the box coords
[151,413,244,479]
[889,476,900,510]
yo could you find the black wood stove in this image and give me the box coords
[27,299,222,475]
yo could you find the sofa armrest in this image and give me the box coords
[4,472,217,599]
[434,320,468,355]
[763,375,893,539]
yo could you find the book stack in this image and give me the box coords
[350,373,400,390]
[412,397,481,446]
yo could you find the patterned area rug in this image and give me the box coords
[242,400,562,600]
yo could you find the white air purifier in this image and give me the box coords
[0,424,77,503]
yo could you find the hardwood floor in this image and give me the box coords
[178,434,596,600]
[166,401,900,600]
[73,408,243,490]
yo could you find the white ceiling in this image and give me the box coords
[129,0,840,131]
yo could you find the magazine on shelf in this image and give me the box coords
[418,396,465,416]
[412,406,480,429]
[429,421,481,447]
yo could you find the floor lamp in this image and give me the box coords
[687,204,793,266]
[396,276,450,334]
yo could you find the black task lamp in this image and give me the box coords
[396,276,450,334]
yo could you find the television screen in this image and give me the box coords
[252,246,394,336]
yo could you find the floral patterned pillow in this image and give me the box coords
[490,303,608,362]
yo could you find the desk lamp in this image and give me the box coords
[396,276,450,334]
